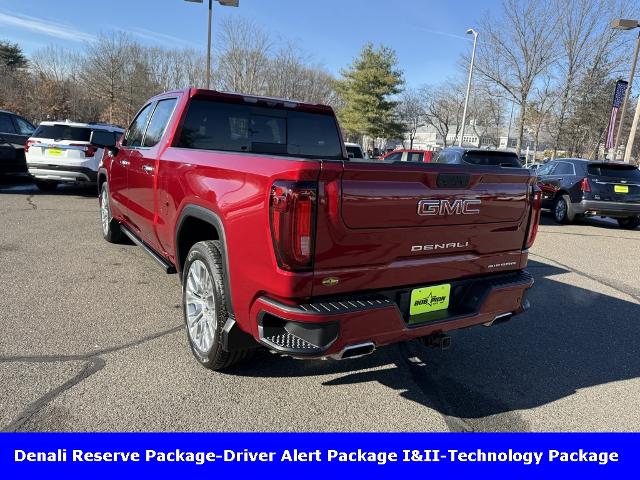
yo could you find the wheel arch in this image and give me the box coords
[175,205,233,314]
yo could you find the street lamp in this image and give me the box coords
[459,28,478,148]
[184,0,239,90]
[611,18,640,162]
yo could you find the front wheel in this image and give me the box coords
[552,195,574,224]
[99,182,123,243]
[182,240,251,370]
[617,216,640,230]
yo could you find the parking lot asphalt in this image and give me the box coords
[1,177,639,432]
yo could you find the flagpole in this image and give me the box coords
[613,31,640,160]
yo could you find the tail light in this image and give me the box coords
[580,177,591,192]
[24,139,35,153]
[525,188,542,249]
[70,143,97,158]
[269,181,317,271]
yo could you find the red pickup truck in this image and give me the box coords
[93,88,541,371]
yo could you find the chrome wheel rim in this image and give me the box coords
[555,199,566,221]
[185,260,216,354]
[100,189,110,236]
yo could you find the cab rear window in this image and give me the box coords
[462,151,522,167]
[32,124,92,142]
[178,99,343,160]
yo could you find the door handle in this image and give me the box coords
[120,159,130,166]
[142,165,154,173]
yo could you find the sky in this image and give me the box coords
[0,0,502,87]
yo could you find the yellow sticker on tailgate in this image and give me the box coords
[615,185,629,193]
[410,284,451,315]
[47,148,63,156]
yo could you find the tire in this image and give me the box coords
[99,182,123,243]
[34,180,58,191]
[552,194,574,224]
[617,216,640,230]
[182,240,252,371]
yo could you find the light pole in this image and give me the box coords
[184,0,239,90]
[611,19,640,162]
[459,28,478,147]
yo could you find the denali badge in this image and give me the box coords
[412,241,469,252]
[417,199,481,216]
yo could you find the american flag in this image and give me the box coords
[606,80,628,149]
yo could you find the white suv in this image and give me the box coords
[25,121,124,190]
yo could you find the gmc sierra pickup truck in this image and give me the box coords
[93,88,540,371]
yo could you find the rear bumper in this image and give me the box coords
[251,270,534,358]
[27,164,97,183]
[574,199,640,217]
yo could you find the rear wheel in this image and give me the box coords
[34,180,58,191]
[552,194,574,224]
[99,183,123,243]
[182,240,252,371]
[617,216,640,230]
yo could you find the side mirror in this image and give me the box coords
[90,130,117,149]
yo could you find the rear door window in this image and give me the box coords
[384,152,403,162]
[553,162,575,176]
[32,124,91,141]
[407,152,424,162]
[177,99,343,159]
[123,103,154,147]
[143,98,177,147]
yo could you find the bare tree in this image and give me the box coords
[216,17,272,94]
[421,83,465,148]
[475,0,559,155]
[397,89,425,148]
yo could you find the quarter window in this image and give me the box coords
[0,113,16,134]
[14,116,34,135]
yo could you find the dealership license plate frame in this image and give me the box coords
[409,283,451,316]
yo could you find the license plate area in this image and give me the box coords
[615,185,629,194]
[47,148,63,157]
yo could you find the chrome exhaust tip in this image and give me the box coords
[483,312,513,327]
[329,342,375,360]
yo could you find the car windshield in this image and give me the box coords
[33,124,92,142]
[588,164,640,180]
[346,146,363,158]
[178,99,344,160]
[462,151,522,167]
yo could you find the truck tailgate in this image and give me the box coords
[312,161,535,295]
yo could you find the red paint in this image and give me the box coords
[102,88,540,353]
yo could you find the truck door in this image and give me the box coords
[126,98,178,252]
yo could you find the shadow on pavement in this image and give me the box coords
[228,259,640,424]
[0,175,96,198]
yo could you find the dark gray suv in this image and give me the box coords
[0,110,35,175]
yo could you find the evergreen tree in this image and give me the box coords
[336,43,404,141]
[0,41,27,69]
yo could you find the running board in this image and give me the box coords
[120,225,176,274]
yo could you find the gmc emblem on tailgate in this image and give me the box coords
[417,199,481,216]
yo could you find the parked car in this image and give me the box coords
[381,149,434,163]
[25,121,124,190]
[95,88,539,371]
[437,147,522,167]
[0,110,35,175]
[535,158,640,229]
[345,142,368,160]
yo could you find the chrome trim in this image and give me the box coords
[328,342,375,360]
